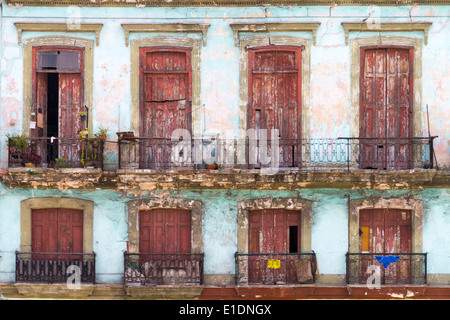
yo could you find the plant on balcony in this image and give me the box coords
[96,126,109,141]
[78,111,87,122]
[54,157,71,168]
[23,146,42,167]
[6,133,28,153]
[78,128,90,139]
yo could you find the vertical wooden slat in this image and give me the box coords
[140,48,192,169]
[249,47,301,168]
[361,47,413,169]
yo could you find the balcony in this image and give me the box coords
[124,252,204,286]
[346,252,427,285]
[117,134,437,172]
[15,251,96,284]
[8,136,104,169]
[235,252,317,285]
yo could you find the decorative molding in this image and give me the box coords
[129,37,202,137]
[20,197,94,254]
[6,0,450,7]
[341,22,432,46]
[126,197,203,254]
[230,22,321,46]
[121,23,210,47]
[14,23,103,46]
[238,36,312,142]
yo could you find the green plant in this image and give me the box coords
[55,157,71,168]
[6,133,28,151]
[97,126,109,136]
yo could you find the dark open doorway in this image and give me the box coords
[46,73,59,163]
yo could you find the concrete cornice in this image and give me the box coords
[6,0,450,6]
[14,22,103,46]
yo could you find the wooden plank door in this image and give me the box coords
[248,209,301,284]
[59,73,84,164]
[248,47,302,168]
[31,208,84,260]
[360,47,413,169]
[33,47,85,166]
[140,209,192,254]
[359,209,412,284]
[139,48,192,169]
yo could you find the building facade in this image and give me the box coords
[0,0,449,299]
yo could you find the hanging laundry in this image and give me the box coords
[375,255,400,268]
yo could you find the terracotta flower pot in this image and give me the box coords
[205,163,218,170]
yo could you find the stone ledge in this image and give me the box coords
[14,283,94,299]
[125,285,203,299]
[1,168,448,190]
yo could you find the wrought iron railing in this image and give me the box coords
[235,252,316,285]
[338,136,437,171]
[8,137,104,169]
[15,251,96,284]
[123,252,204,286]
[346,252,427,285]
[117,135,437,171]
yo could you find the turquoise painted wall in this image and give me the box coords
[0,3,449,169]
[0,2,448,284]
[0,185,449,283]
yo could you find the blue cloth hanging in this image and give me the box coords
[375,255,400,268]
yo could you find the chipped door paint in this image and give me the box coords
[248,209,301,284]
[359,209,412,284]
[59,72,84,163]
[248,47,302,168]
[139,48,192,169]
[33,47,85,164]
[360,47,413,170]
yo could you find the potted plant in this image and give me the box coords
[6,133,28,154]
[23,146,41,167]
[78,128,90,139]
[55,157,71,169]
[78,111,87,122]
[97,126,109,141]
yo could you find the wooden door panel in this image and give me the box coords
[140,209,192,255]
[248,47,302,168]
[140,48,192,169]
[31,209,83,260]
[359,208,412,283]
[360,47,413,169]
[248,209,301,284]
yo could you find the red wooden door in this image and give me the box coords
[248,209,301,284]
[33,47,85,165]
[248,47,302,168]
[140,209,191,254]
[359,209,412,283]
[139,48,192,169]
[360,47,413,169]
[59,73,84,163]
[31,208,83,260]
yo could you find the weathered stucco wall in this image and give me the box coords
[0,3,449,169]
[0,183,449,284]
[0,1,448,287]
